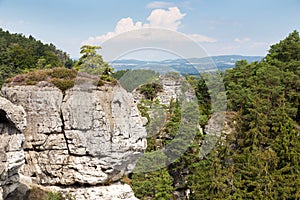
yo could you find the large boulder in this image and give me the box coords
[0,97,26,200]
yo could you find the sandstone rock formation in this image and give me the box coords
[1,82,146,199]
[0,97,26,200]
[156,73,195,105]
[132,73,195,106]
[47,182,138,200]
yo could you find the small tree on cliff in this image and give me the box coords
[75,45,113,80]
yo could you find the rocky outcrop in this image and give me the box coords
[205,111,237,138]
[156,73,195,105]
[0,97,26,200]
[2,82,146,197]
[132,73,195,106]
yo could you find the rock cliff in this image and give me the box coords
[1,81,146,199]
[132,73,195,106]
[0,97,26,200]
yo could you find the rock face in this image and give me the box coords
[205,111,237,138]
[155,73,195,105]
[2,83,147,189]
[0,97,26,200]
[132,73,195,106]
[48,182,138,200]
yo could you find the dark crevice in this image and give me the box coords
[39,178,121,188]
[0,109,9,124]
[59,94,72,155]
[61,112,71,155]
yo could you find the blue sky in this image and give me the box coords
[0,0,300,60]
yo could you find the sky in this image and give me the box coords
[0,0,300,60]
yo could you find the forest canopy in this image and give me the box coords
[130,31,300,199]
[0,28,74,86]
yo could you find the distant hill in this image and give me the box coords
[110,55,263,75]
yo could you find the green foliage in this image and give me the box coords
[187,30,300,199]
[132,31,300,200]
[267,30,300,63]
[0,28,74,87]
[163,98,181,145]
[138,82,163,100]
[50,78,75,92]
[74,45,114,81]
[132,168,175,200]
[26,187,71,200]
[111,69,129,80]
[118,69,159,92]
[49,67,77,79]
[46,191,63,200]
[186,74,212,126]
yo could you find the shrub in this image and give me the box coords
[11,75,25,83]
[26,70,49,83]
[100,74,114,82]
[8,67,78,92]
[49,67,77,79]
[138,82,163,100]
[46,191,63,200]
[50,78,75,92]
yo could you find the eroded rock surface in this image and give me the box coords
[0,97,26,200]
[2,83,147,188]
[48,182,138,200]
[156,74,195,105]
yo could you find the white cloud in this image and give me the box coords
[146,7,185,30]
[87,17,143,43]
[146,1,175,9]
[83,7,216,45]
[234,37,251,43]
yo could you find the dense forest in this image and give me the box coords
[185,30,300,199]
[1,27,299,199]
[0,28,74,86]
[129,31,300,199]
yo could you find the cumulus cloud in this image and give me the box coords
[87,18,143,43]
[146,1,175,9]
[146,7,185,30]
[83,7,216,45]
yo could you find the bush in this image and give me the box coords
[8,67,77,92]
[25,70,49,83]
[138,82,163,100]
[50,78,75,92]
[11,75,25,83]
[46,191,63,200]
[49,67,77,79]
[100,74,114,82]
